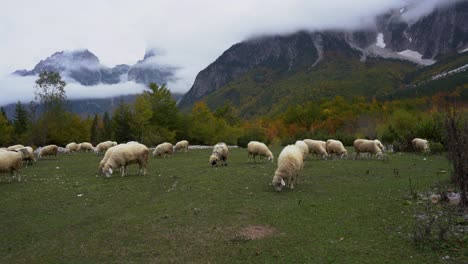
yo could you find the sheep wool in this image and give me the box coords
[412,138,430,153]
[303,139,328,159]
[102,143,150,177]
[39,145,58,159]
[174,140,189,152]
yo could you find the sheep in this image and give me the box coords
[412,138,430,153]
[353,139,383,159]
[209,142,229,167]
[326,139,348,159]
[272,145,304,192]
[295,140,309,160]
[174,140,189,153]
[153,142,174,158]
[7,144,24,151]
[58,147,70,154]
[15,146,35,165]
[0,150,23,182]
[65,142,79,152]
[77,142,94,152]
[94,141,117,155]
[102,143,150,177]
[38,145,58,159]
[303,139,328,159]
[247,141,273,162]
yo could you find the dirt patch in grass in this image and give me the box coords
[232,225,276,241]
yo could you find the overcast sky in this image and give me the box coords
[0,0,459,105]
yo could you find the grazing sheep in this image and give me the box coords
[65,142,79,152]
[102,143,150,177]
[247,141,273,162]
[326,139,348,159]
[174,140,189,152]
[272,145,304,192]
[295,140,309,160]
[39,145,58,159]
[153,142,174,158]
[0,151,23,182]
[353,139,383,159]
[412,138,430,153]
[7,144,24,151]
[95,141,117,155]
[58,147,70,154]
[77,142,94,152]
[15,146,35,165]
[303,139,328,159]
[209,142,229,167]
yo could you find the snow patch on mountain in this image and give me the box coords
[376,33,386,48]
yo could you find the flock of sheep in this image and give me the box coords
[0,137,430,192]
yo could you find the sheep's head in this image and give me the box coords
[102,164,114,178]
[272,176,286,192]
[209,155,218,166]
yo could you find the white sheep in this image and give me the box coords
[209,142,229,167]
[174,140,189,152]
[39,145,58,159]
[15,146,36,165]
[99,144,126,173]
[303,139,328,159]
[77,142,94,152]
[412,138,430,153]
[326,139,348,159]
[65,142,79,152]
[272,145,304,192]
[295,140,309,160]
[247,141,273,162]
[94,141,117,155]
[353,139,383,159]
[153,142,174,158]
[58,147,70,154]
[0,150,23,182]
[7,144,25,151]
[102,143,150,177]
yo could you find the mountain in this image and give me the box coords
[178,1,468,115]
[13,49,174,86]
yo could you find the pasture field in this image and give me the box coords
[0,147,462,263]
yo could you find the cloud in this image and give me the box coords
[0,0,457,102]
[0,74,146,106]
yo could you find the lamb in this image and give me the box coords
[38,145,58,159]
[102,143,150,177]
[412,138,430,153]
[303,139,328,159]
[65,142,79,152]
[209,142,229,167]
[272,145,304,192]
[326,139,348,159]
[247,141,273,162]
[353,139,383,159]
[77,142,94,152]
[174,140,189,152]
[94,141,117,155]
[295,140,309,160]
[15,146,35,165]
[153,142,174,158]
[0,150,23,182]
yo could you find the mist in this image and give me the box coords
[0,0,457,104]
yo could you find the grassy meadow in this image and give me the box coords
[1,147,463,263]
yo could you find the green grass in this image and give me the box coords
[0,148,462,263]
